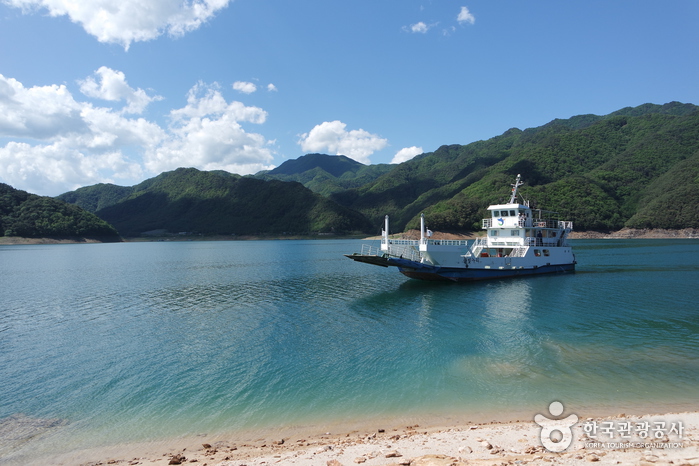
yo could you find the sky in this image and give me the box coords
[0,1,697,196]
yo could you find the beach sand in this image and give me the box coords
[40,411,699,466]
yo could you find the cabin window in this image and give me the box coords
[534,249,541,257]
[490,230,498,237]
[501,211,509,217]
[511,230,519,236]
[543,249,550,256]
[510,210,516,216]
[492,210,499,216]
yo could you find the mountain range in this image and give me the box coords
[3,101,698,239]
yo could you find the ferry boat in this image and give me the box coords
[345,175,576,281]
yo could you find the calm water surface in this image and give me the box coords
[1,239,698,462]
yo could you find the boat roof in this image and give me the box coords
[487,203,529,210]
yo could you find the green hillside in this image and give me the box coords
[255,153,393,196]
[55,102,699,237]
[58,183,135,212]
[331,101,699,232]
[0,183,119,238]
[68,168,371,237]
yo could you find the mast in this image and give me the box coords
[383,215,389,244]
[509,174,523,204]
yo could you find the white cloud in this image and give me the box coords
[267,83,278,92]
[145,82,274,175]
[298,120,388,165]
[391,146,423,164]
[3,0,233,50]
[0,72,276,196]
[232,81,257,94]
[79,66,162,114]
[0,141,143,195]
[457,6,475,25]
[408,22,430,34]
[0,74,86,139]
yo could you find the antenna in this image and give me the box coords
[509,174,523,204]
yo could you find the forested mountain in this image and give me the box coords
[254,153,392,196]
[330,101,699,232]
[60,168,371,237]
[55,101,699,237]
[0,184,119,238]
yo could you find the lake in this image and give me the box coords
[1,238,698,463]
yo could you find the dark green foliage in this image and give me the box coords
[335,101,699,232]
[267,153,363,177]
[83,168,371,236]
[625,151,699,229]
[0,183,119,237]
[55,101,699,236]
[57,183,134,212]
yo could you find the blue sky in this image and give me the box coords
[0,0,697,196]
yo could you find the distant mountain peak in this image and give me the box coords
[268,153,365,177]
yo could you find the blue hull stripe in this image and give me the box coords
[399,263,575,282]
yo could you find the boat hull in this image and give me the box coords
[398,262,575,282]
[345,253,575,282]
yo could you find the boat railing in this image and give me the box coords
[382,238,419,246]
[523,237,571,247]
[360,243,383,257]
[421,239,470,246]
[484,218,573,229]
[383,238,469,247]
[509,247,527,257]
[386,243,422,262]
[360,243,422,262]
[468,237,488,256]
[558,220,573,230]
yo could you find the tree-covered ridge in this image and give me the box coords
[57,183,135,213]
[332,102,699,232]
[0,184,119,238]
[255,153,393,197]
[54,101,699,237]
[79,168,371,236]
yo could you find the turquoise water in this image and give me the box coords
[1,239,698,462]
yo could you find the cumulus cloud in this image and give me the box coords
[232,81,257,94]
[0,141,144,196]
[298,120,388,165]
[406,21,431,33]
[0,72,276,196]
[267,83,278,92]
[457,6,475,25]
[145,82,274,175]
[79,66,162,114]
[3,0,233,49]
[0,74,86,139]
[391,146,423,164]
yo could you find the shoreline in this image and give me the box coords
[23,410,699,466]
[1,227,698,246]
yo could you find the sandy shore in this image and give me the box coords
[37,411,698,466]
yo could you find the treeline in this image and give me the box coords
[53,101,699,237]
[0,184,119,238]
[59,168,371,237]
[326,102,699,232]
